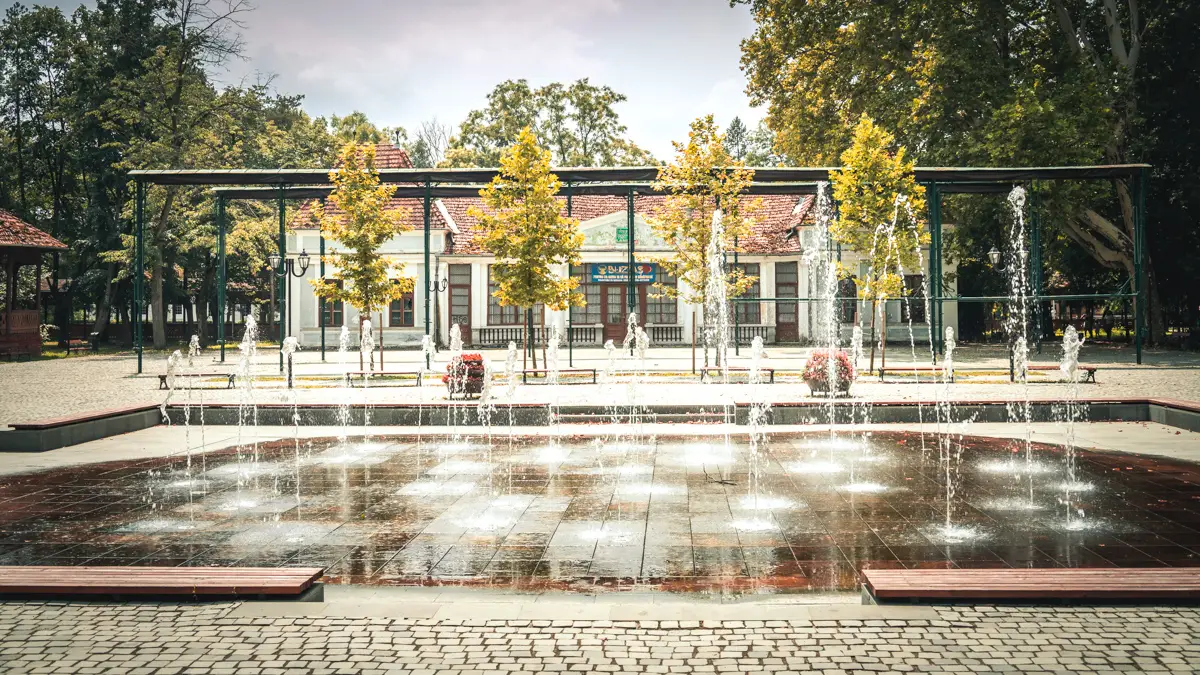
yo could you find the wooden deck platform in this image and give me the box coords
[863,568,1200,601]
[0,566,324,597]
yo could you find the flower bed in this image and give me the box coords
[444,353,486,397]
[803,349,855,395]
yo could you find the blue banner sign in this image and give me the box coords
[591,262,656,283]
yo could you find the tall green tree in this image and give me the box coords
[737,0,1171,341]
[311,143,414,367]
[469,127,584,367]
[724,117,749,161]
[443,78,654,168]
[649,115,758,367]
[830,115,928,371]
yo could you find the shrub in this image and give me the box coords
[803,349,855,388]
[443,353,486,393]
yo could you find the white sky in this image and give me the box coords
[11,0,765,159]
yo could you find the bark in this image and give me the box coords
[868,300,878,375]
[90,264,117,341]
[151,189,176,350]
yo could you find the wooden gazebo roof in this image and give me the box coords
[0,210,67,251]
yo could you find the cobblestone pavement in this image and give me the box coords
[2,601,1199,674]
[2,344,1199,426]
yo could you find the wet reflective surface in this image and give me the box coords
[2,431,1200,594]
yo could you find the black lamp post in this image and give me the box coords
[988,246,1027,382]
[267,249,310,370]
[426,271,448,369]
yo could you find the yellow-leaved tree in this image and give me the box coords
[311,142,414,369]
[649,115,758,367]
[830,115,928,373]
[470,127,584,368]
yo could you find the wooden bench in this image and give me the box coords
[876,363,1097,383]
[522,368,597,384]
[0,566,324,597]
[863,568,1200,602]
[701,366,775,383]
[158,372,237,390]
[345,370,423,387]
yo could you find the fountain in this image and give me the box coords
[704,209,730,381]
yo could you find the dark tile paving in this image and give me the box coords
[2,430,1200,593]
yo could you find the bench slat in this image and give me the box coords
[0,566,323,596]
[864,568,1200,600]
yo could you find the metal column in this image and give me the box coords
[1030,182,1043,354]
[1134,168,1147,365]
[733,233,740,356]
[566,184,573,367]
[319,197,326,362]
[627,187,635,355]
[135,180,145,374]
[277,190,286,372]
[423,180,432,369]
[217,195,226,362]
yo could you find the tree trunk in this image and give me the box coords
[527,308,538,370]
[880,310,888,371]
[868,299,878,375]
[151,262,166,349]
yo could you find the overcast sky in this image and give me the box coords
[8,0,764,159]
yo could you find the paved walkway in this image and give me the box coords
[1,345,1199,427]
[1,596,1198,674]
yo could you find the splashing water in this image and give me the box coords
[281,336,300,389]
[187,335,201,368]
[161,350,184,423]
[504,340,519,398]
[704,209,730,380]
[359,319,375,372]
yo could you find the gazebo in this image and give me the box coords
[0,209,67,359]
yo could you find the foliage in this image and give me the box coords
[443,78,654,167]
[724,117,748,161]
[830,116,929,303]
[649,115,759,308]
[310,143,414,318]
[471,127,584,315]
[736,0,1179,340]
[802,349,855,386]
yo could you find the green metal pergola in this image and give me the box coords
[127,163,1150,374]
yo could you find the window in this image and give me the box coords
[733,263,760,324]
[487,265,543,325]
[448,264,471,330]
[322,280,344,327]
[901,274,927,323]
[389,283,415,327]
[646,271,677,324]
[837,277,858,324]
[570,265,601,324]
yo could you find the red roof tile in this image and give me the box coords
[292,197,449,231]
[371,143,413,169]
[0,210,67,250]
[443,194,812,256]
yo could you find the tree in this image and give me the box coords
[311,143,413,368]
[405,118,449,168]
[648,115,757,367]
[469,127,584,368]
[443,78,654,168]
[830,115,928,372]
[736,0,1170,342]
[330,111,386,144]
[724,117,748,161]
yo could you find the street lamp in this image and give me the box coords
[987,245,1028,381]
[269,249,310,367]
[425,271,449,369]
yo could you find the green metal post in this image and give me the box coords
[277,190,286,372]
[1031,182,1043,354]
[1134,168,1147,365]
[930,182,944,357]
[217,196,227,362]
[566,184,573,367]
[135,180,144,374]
[733,234,740,356]
[627,187,635,355]
[319,197,326,362]
[423,180,432,369]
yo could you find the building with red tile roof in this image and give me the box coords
[1,210,65,358]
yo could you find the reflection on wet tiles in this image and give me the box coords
[4,431,1200,593]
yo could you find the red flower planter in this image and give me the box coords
[444,353,486,398]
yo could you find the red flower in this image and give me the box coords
[803,349,855,385]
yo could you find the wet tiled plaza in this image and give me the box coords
[2,429,1200,593]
